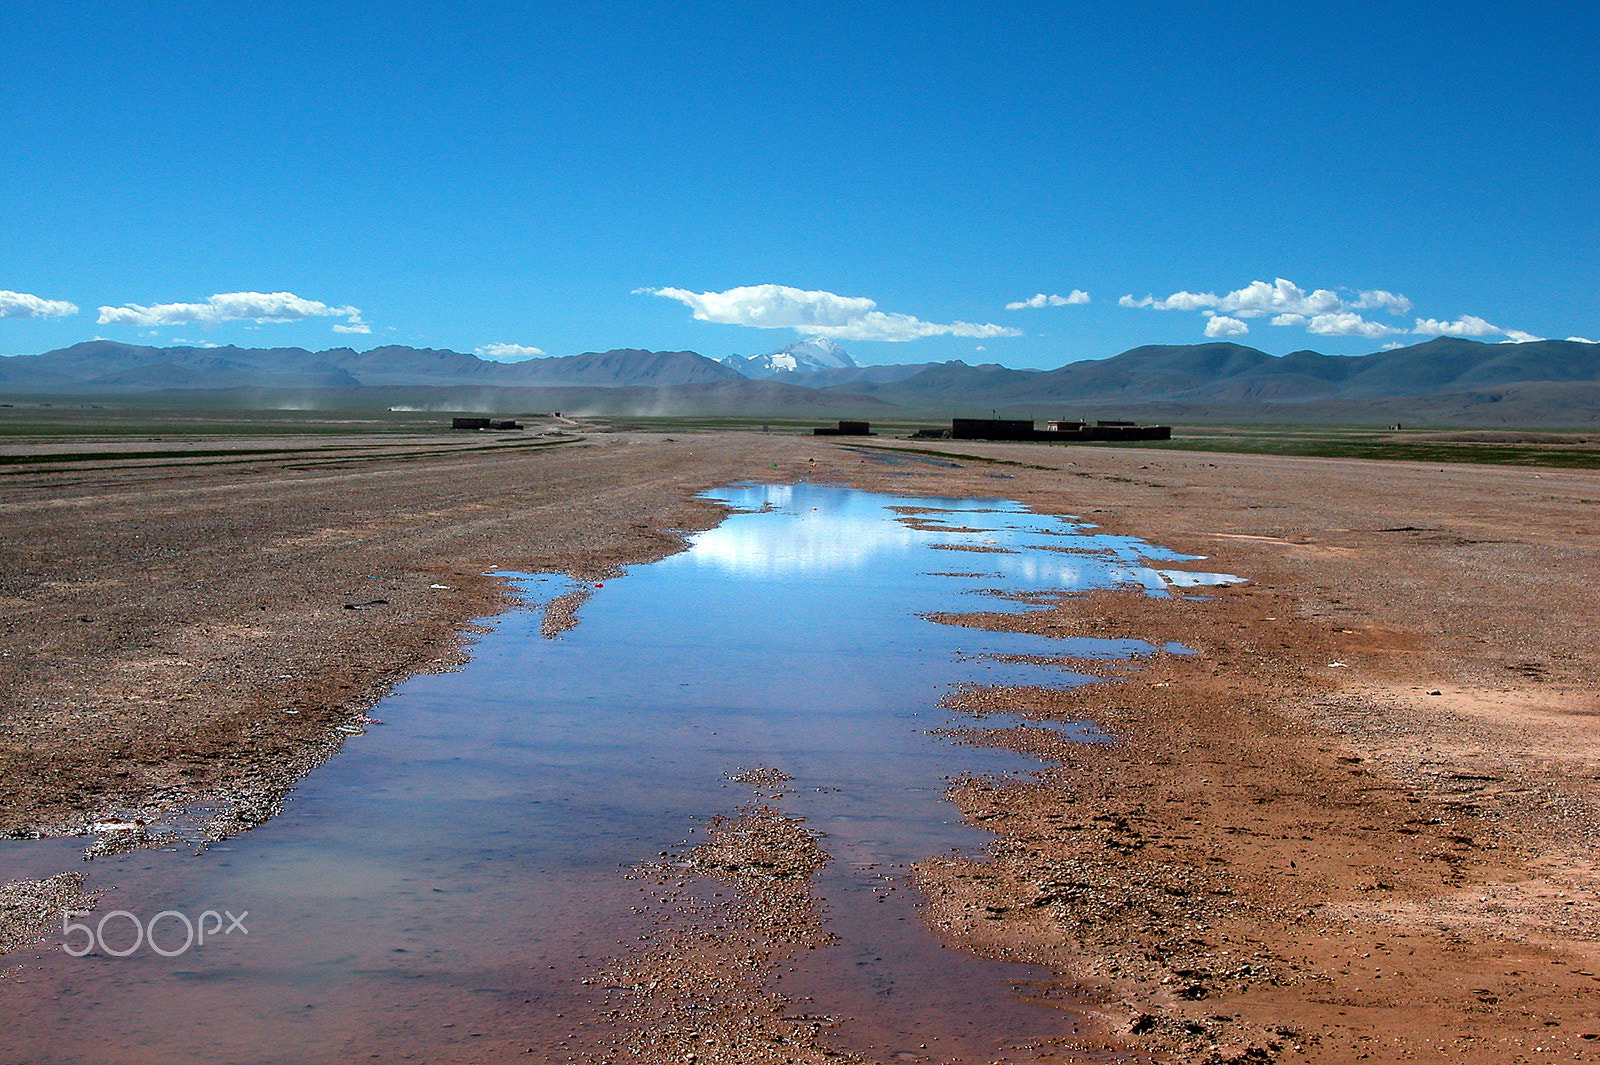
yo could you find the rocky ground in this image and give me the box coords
[3,425,1597,1062]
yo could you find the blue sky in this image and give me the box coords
[2,1,1595,368]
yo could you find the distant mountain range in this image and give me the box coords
[0,341,741,392]
[829,338,1600,407]
[4,336,1600,425]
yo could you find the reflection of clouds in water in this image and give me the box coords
[1156,569,1247,588]
[688,509,922,576]
[693,485,1247,590]
[1101,566,1246,595]
[990,553,1090,586]
[989,537,1229,593]
[729,483,794,510]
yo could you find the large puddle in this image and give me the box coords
[0,483,1241,1064]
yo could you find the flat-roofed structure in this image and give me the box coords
[813,420,875,436]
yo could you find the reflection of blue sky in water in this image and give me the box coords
[692,482,1244,597]
[0,482,1247,1065]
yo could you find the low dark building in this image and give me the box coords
[951,418,1036,441]
[813,420,875,436]
[452,417,523,430]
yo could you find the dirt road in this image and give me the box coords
[3,428,1597,1062]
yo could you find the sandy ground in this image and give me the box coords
[3,427,1599,1062]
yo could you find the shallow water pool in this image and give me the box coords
[0,483,1241,1064]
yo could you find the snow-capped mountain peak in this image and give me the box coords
[720,338,858,378]
[778,337,854,369]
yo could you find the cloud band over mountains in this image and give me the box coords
[96,291,370,334]
[1119,277,1541,343]
[4,278,1563,353]
[642,284,1020,343]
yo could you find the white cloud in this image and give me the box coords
[476,342,546,361]
[1121,279,1352,318]
[1307,312,1403,339]
[1382,341,1406,350]
[1219,279,1345,318]
[0,289,78,318]
[1006,290,1089,310]
[1412,315,1549,344]
[97,291,366,333]
[1568,336,1596,344]
[1412,315,1501,337]
[1204,315,1250,337]
[1120,290,1218,312]
[1352,289,1414,314]
[1119,277,1444,342]
[642,284,1020,343]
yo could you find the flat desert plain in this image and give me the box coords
[2,427,1597,1063]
